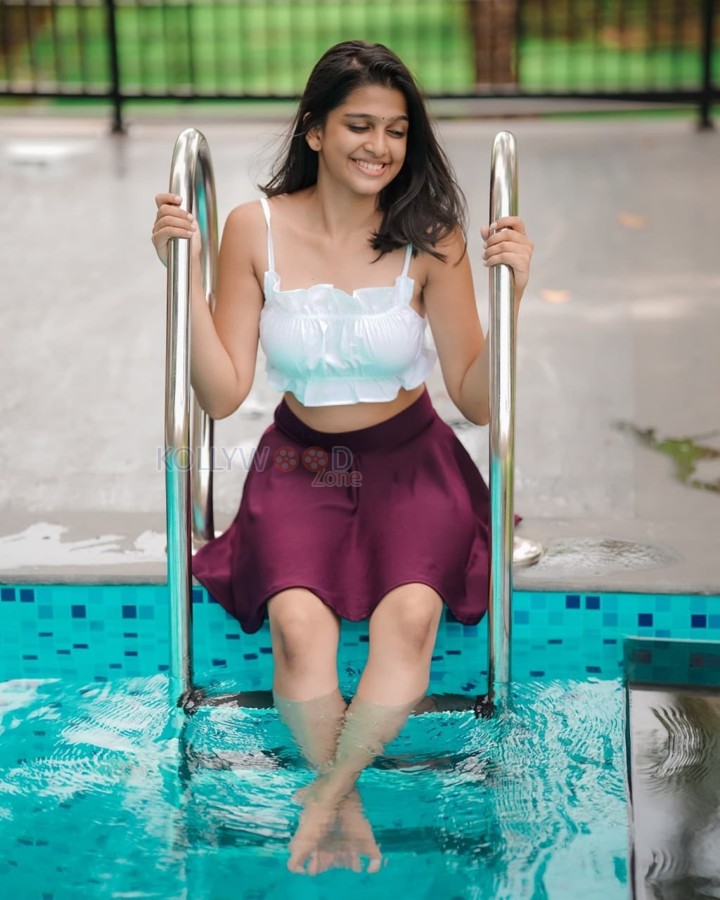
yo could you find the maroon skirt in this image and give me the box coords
[192,387,498,634]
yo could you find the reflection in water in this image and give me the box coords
[628,688,720,898]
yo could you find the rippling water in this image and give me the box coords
[0,677,628,899]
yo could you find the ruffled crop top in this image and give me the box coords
[257,197,437,406]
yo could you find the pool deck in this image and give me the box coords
[0,111,718,594]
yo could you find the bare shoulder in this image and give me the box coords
[223,198,267,234]
[420,224,468,286]
[220,199,268,278]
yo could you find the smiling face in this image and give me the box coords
[306,83,409,198]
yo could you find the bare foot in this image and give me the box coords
[288,795,342,875]
[288,788,383,875]
[336,790,383,873]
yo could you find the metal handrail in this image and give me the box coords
[487,131,518,706]
[165,128,219,705]
[163,128,536,714]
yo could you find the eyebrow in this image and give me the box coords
[342,113,409,123]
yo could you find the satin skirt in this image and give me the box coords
[192,386,500,634]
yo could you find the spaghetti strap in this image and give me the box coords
[259,197,275,273]
[401,244,413,279]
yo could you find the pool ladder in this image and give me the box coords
[164,128,541,716]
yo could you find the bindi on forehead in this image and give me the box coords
[342,113,409,123]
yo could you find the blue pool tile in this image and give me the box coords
[3,583,720,688]
[1,587,15,602]
[20,588,35,603]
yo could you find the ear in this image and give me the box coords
[304,116,322,152]
[306,130,321,152]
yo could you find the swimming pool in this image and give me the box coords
[1,584,719,898]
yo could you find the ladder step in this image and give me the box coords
[182,690,479,714]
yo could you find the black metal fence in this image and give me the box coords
[0,0,717,131]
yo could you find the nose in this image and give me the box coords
[364,126,387,157]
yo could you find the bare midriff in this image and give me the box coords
[283,384,426,432]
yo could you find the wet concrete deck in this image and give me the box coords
[0,112,718,592]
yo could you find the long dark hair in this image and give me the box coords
[259,40,467,263]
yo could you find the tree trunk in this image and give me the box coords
[466,0,519,88]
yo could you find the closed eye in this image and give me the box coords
[348,125,407,138]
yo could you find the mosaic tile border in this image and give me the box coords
[1,584,719,692]
[624,636,720,689]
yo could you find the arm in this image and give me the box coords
[423,217,532,426]
[153,195,265,420]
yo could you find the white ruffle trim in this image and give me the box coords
[265,346,437,406]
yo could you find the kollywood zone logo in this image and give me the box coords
[158,444,362,487]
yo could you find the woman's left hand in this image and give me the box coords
[480,216,534,297]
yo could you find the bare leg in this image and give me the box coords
[267,589,377,874]
[267,588,345,771]
[288,584,443,873]
[273,686,348,774]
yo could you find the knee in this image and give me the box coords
[267,589,339,669]
[377,585,443,655]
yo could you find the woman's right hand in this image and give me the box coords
[151,192,200,267]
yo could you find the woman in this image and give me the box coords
[151,40,533,875]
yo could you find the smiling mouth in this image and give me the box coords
[351,159,388,175]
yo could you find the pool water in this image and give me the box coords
[0,674,627,899]
[2,584,719,898]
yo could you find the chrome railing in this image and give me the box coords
[164,127,539,714]
[165,128,219,706]
[486,131,542,709]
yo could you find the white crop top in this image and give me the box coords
[257,197,437,407]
